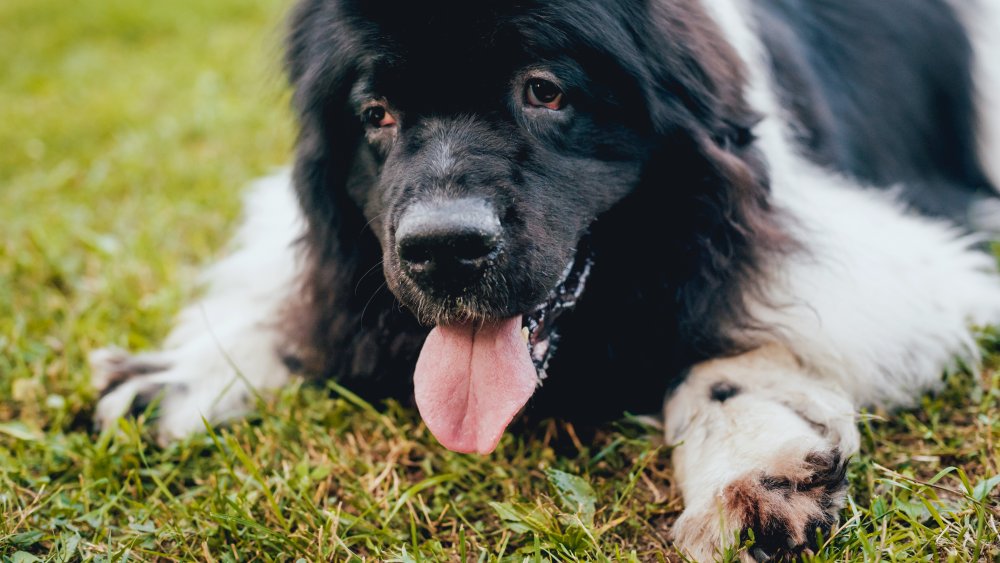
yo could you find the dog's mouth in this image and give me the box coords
[413,241,593,454]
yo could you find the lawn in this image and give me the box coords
[1,0,998,561]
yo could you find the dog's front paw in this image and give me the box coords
[90,346,254,445]
[672,448,849,562]
[91,346,178,431]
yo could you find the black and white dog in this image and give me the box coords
[92,0,1000,559]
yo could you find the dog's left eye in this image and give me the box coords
[525,79,565,110]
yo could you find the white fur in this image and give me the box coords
[758,180,1000,408]
[663,0,1000,557]
[92,170,304,442]
[90,4,1000,558]
[666,346,858,561]
[700,0,1000,409]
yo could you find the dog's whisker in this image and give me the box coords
[359,281,388,330]
[358,211,385,238]
[355,259,385,296]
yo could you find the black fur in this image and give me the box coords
[756,0,996,223]
[282,0,985,420]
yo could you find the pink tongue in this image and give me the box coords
[414,317,538,454]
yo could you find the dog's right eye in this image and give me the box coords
[525,78,565,110]
[362,104,396,128]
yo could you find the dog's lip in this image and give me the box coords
[521,238,594,378]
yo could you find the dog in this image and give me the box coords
[91,0,1000,559]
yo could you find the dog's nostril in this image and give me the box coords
[451,231,501,262]
[397,230,500,285]
[398,239,435,267]
[398,227,500,267]
[396,199,502,288]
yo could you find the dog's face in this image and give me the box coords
[341,5,653,329]
[289,0,772,453]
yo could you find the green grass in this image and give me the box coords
[1,1,998,560]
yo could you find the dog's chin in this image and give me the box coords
[407,240,593,455]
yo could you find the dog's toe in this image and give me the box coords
[673,447,849,562]
[90,346,170,394]
[723,449,847,560]
[91,346,259,444]
[93,372,180,432]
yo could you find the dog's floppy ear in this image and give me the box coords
[632,4,794,362]
[284,0,426,397]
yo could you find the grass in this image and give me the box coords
[1,0,998,560]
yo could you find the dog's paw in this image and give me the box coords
[672,448,849,562]
[90,346,254,445]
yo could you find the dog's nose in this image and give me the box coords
[396,199,502,291]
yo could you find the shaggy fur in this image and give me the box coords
[282,0,794,419]
[92,0,1000,559]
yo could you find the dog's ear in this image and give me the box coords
[284,0,426,397]
[631,4,795,362]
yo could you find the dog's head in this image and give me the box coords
[287,0,781,453]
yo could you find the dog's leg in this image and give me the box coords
[92,170,304,444]
[666,345,859,562]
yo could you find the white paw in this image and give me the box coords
[90,337,287,444]
[672,446,850,562]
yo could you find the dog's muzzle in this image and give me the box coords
[396,198,502,296]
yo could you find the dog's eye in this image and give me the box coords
[362,104,396,128]
[525,79,564,110]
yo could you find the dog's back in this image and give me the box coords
[758,0,995,224]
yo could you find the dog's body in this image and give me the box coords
[93,0,1000,559]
